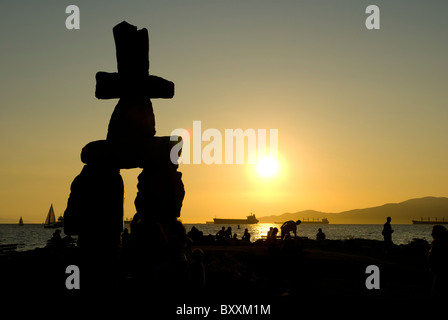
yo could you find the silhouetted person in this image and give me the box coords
[269,227,278,243]
[49,229,63,248]
[232,233,238,241]
[224,227,232,239]
[267,227,273,240]
[216,227,226,241]
[281,232,298,255]
[382,217,394,252]
[316,228,326,240]
[281,220,301,239]
[242,229,251,242]
[268,227,279,254]
[428,225,448,300]
[188,226,203,244]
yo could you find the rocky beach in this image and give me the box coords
[1,237,434,309]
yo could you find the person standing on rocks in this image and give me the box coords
[382,217,394,252]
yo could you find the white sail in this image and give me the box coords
[45,204,56,225]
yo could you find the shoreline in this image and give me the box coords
[1,223,436,251]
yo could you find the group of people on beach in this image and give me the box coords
[187,220,324,246]
[47,229,74,249]
[187,220,327,246]
[183,225,252,244]
[266,220,326,242]
[215,226,251,242]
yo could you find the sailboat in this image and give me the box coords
[44,204,64,228]
[19,216,24,226]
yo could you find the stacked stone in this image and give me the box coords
[63,22,185,288]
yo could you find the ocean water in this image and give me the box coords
[0,223,437,251]
[0,224,62,251]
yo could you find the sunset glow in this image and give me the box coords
[257,156,279,177]
[0,2,447,224]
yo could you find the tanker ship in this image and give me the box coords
[211,213,259,225]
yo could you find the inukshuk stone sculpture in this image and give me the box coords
[63,21,185,289]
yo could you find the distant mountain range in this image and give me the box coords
[258,197,448,224]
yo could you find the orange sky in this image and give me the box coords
[1,1,447,223]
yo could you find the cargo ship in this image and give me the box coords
[301,218,329,224]
[412,218,448,225]
[212,213,259,225]
[274,218,329,224]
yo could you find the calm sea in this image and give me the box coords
[0,223,437,251]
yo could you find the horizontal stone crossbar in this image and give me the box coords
[81,136,182,169]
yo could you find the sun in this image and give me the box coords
[256,156,279,177]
